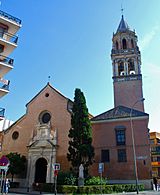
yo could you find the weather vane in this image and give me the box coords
[121,4,124,15]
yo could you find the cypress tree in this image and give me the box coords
[67,88,94,177]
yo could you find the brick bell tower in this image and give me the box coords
[111,15,144,112]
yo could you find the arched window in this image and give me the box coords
[131,39,134,48]
[128,59,135,74]
[118,61,124,76]
[116,41,119,50]
[122,38,127,49]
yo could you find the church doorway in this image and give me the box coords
[35,157,47,183]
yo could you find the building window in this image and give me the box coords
[118,149,127,162]
[156,138,160,144]
[12,131,19,140]
[0,44,4,53]
[45,93,49,97]
[116,41,119,50]
[131,39,134,48]
[122,38,127,49]
[118,61,124,76]
[39,111,51,124]
[128,59,135,74]
[101,149,110,163]
[0,143,2,151]
[151,157,157,162]
[157,157,160,162]
[150,139,154,144]
[115,128,126,146]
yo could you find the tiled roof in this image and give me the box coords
[117,15,130,33]
[91,105,149,121]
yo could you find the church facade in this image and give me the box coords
[0,15,151,189]
[1,84,73,186]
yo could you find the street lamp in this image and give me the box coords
[130,98,145,194]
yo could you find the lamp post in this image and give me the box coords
[130,98,145,194]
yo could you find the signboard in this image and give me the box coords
[98,163,104,173]
[0,156,9,166]
[0,165,8,171]
[136,156,147,160]
[53,163,60,171]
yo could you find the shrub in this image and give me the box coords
[57,185,77,193]
[85,176,106,185]
[57,184,144,194]
[112,184,144,193]
[57,171,77,185]
[57,171,71,185]
[64,175,77,185]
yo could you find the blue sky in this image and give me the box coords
[1,0,160,131]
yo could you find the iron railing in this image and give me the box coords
[0,31,18,44]
[0,79,9,91]
[0,10,21,25]
[113,74,142,82]
[111,47,140,55]
[0,54,14,66]
[0,107,5,117]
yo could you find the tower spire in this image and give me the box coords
[116,14,130,33]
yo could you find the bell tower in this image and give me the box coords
[111,15,144,112]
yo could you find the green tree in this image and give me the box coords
[6,152,27,181]
[67,88,94,177]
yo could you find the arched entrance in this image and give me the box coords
[35,157,47,183]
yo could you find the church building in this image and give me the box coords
[0,15,151,189]
[91,15,151,188]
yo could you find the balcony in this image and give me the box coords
[152,161,160,167]
[0,55,14,77]
[113,74,142,82]
[0,107,4,120]
[0,78,9,98]
[0,32,18,56]
[111,47,140,56]
[0,10,21,35]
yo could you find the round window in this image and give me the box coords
[40,112,51,123]
[45,93,49,97]
[12,131,19,140]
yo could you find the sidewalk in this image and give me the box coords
[8,188,160,195]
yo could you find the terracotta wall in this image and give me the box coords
[1,85,71,171]
[90,117,151,180]
[114,79,144,112]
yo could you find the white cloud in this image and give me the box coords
[139,25,160,51]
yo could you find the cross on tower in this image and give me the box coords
[48,76,51,83]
